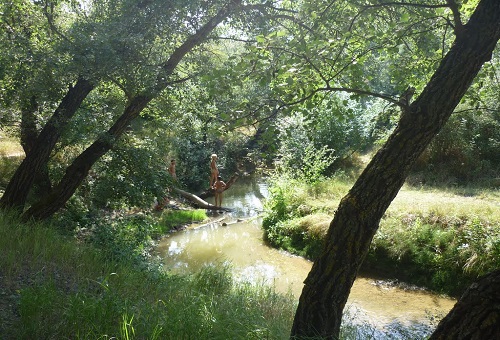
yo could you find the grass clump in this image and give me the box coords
[158,208,208,232]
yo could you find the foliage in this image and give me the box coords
[274,114,337,184]
[411,107,500,186]
[83,212,158,263]
[0,212,297,339]
[1,0,498,220]
[263,175,500,296]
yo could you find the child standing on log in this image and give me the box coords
[212,175,226,207]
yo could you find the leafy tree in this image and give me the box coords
[0,0,246,219]
[290,0,500,338]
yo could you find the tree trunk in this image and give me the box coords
[291,1,500,338]
[20,96,53,195]
[21,0,243,221]
[429,269,500,340]
[0,78,94,211]
[20,95,39,154]
[22,95,151,221]
[172,187,231,211]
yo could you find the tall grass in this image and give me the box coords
[0,212,296,339]
[262,177,500,296]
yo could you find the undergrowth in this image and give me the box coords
[0,212,295,339]
[263,176,500,297]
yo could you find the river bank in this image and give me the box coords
[155,176,458,334]
[262,175,500,297]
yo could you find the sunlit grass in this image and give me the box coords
[158,209,208,232]
[0,135,23,156]
[390,185,500,220]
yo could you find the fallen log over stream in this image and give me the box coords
[172,187,232,211]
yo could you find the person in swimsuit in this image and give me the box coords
[210,154,218,188]
[212,175,226,207]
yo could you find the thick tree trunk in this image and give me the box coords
[20,95,39,154]
[429,269,500,340]
[20,96,53,195]
[21,0,243,221]
[22,96,150,221]
[0,78,94,211]
[291,1,500,338]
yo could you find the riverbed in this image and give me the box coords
[156,176,456,332]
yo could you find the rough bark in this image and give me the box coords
[20,95,39,154]
[19,96,53,195]
[291,0,500,338]
[0,78,94,211]
[21,0,243,221]
[429,269,500,340]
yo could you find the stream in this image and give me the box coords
[156,176,456,334]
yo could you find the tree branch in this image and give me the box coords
[446,0,465,36]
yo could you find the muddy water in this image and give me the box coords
[156,176,456,328]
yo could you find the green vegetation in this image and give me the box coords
[262,176,500,297]
[1,210,431,339]
[1,0,499,337]
[0,212,295,339]
[157,209,208,232]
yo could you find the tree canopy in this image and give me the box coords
[1,0,499,338]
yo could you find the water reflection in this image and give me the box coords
[156,176,456,330]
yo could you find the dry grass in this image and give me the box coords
[304,178,499,221]
[390,185,500,220]
[0,136,23,157]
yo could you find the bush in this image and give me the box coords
[411,109,500,185]
[368,212,500,296]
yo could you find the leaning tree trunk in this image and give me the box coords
[291,0,500,338]
[428,269,500,340]
[22,0,243,221]
[20,96,53,195]
[22,96,150,221]
[0,78,94,211]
